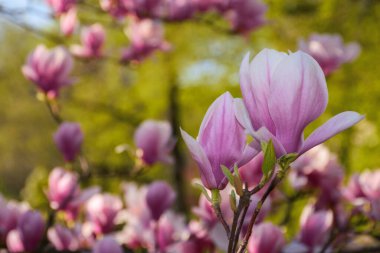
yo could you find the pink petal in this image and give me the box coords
[300,111,364,154]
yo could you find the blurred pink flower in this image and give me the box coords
[99,0,132,19]
[86,193,123,234]
[54,122,83,162]
[155,212,188,252]
[92,236,123,253]
[237,49,364,157]
[121,18,171,63]
[48,224,80,251]
[134,119,175,165]
[224,0,267,34]
[299,33,361,75]
[248,223,285,253]
[22,45,74,98]
[6,211,45,252]
[146,181,176,220]
[181,92,258,190]
[71,24,106,59]
[60,8,78,37]
[46,0,76,15]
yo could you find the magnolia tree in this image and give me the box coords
[0,0,375,253]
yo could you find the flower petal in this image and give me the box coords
[300,111,364,154]
[269,51,328,153]
[180,128,217,189]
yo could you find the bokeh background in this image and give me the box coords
[0,0,379,214]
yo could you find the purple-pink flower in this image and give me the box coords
[46,0,76,15]
[6,211,45,252]
[92,236,123,253]
[71,24,106,59]
[237,49,364,157]
[299,33,361,75]
[121,18,171,63]
[86,193,123,234]
[146,181,176,220]
[134,119,175,165]
[48,224,80,251]
[60,8,78,37]
[54,122,84,162]
[22,45,74,98]
[248,223,285,253]
[181,92,257,190]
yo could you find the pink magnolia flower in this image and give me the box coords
[6,211,45,252]
[154,0,195,21]
[121,18,171,63]
[177,221,215,253]
[342,173,367,205]
[248,223,285,253]
[284,205,333,253]
[92,236,123,253]
[85,193,123,234]
[146,181,176,220]
[22,45,74,98]
[54,122,83,162]
[0,198,29,243]
[290,145,343,191]
[224,0,267,34]
[237,49,364,157]
[48,224,80,251]
[358,170,380,200]
[299,33,361,75]
[71,24,106,59]
[46,0,76,15]
[60,8,77,37]
[134,119,176,165]
[181,92,258,190]
[239,152,264,188]
[99,0,133,19]
[47,167,79,210]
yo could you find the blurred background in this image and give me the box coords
[0,0,379,213]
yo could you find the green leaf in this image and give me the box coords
[230,190,237,212]
[233,164,243,196]
[221,165,234,186]
[261,139,276,176]
[193,182,212,202]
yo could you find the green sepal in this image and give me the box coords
[221,165,234,186]
[261,139,276,177]
[193,182,212,202]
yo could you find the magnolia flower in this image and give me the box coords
[60,8,77,37]
[48,225,80,251]
[134,119,176,165]
[92,236,123,253]
[299,33,361,75]
[237,49,364,158]
[248,223,285,253]
[224,0,267,34]
[0,198,29,243]
[71,24,106,59]
[6,211,45,252]
[284,205,333,253]
[47,168,79,210]
[146,181,176,220]
[239,152,264,188]
[54,122,84,162]
[121,18,170,63]
[46,0,76,15]
[22,45,74,98]
[86,193,123,234]
[100,0,133,19]
[181,92,258,190]
[155,212,188,252]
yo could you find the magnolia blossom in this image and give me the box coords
[299,33,361,75]
[146,181,176,220]
[92,237,123,253]
[54,122,83,162]
[284,205,333,253]
[134,119,175,165]
[0,198,29,243]
[99,0,133,18]
[181,92,258,190]
[248,223,285,253]
[22,45,74,98]
[86,194,123,234]
[121,18,170,63]
[224,0,267,34]
[48,225,80,251]
[60,8,77,37]
[154,0,195,21]
[46,0,76,15]
[71,24,106,59]
[239,152,264,188]
[237,49,364,158]
[6,211,45,252]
